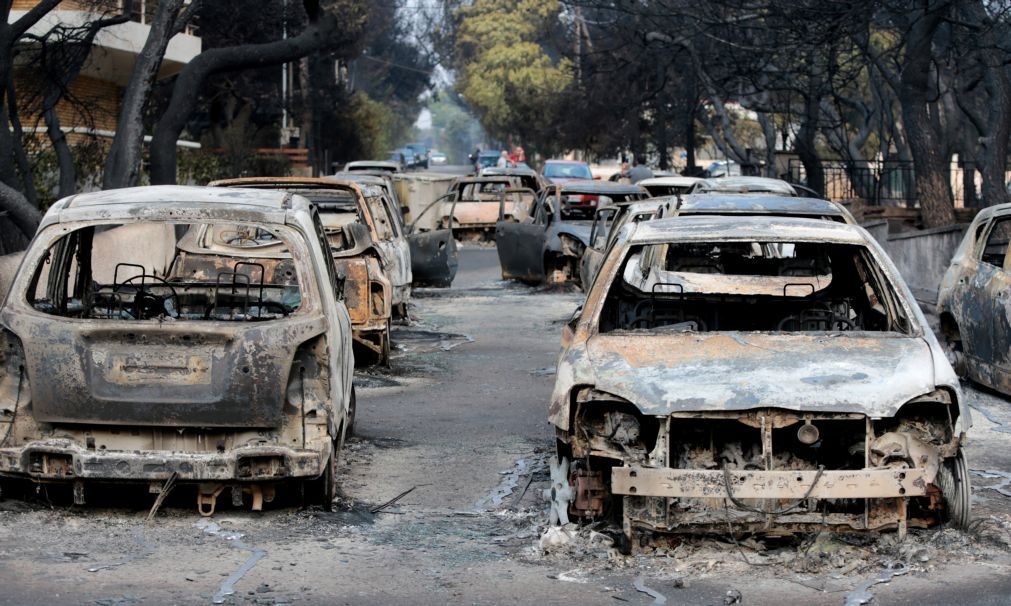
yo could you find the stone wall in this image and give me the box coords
[863,220,969,311]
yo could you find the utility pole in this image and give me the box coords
[281,0,289,146]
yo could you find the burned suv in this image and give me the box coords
[550,215,970,544]
[0,186,355,512]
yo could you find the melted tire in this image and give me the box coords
[937,447,971,529]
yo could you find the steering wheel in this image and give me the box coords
[115,274,179,319]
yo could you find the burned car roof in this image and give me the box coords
[330,172,389,187]
[481,167,540,177]
[556,182,647,196]
[694,176,798,195]
[627,215,867,246]
[638,176,704,187]
[58,185,296,211]
[211,177,383,199]
[675,194,847,218]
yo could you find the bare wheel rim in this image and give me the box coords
[937,447,971,528]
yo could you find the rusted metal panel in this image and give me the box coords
[612,467,929,499]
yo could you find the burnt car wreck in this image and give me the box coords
[495,181,648,288]
[550,216,970,545]
[938,202,1011,395]
[0,186,355,513]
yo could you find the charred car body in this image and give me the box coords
[444,177,537,240]
[211,178,395,365]
[579,194,856,290]
[478,167,549,193]
[938,203,1011,393]
[495,182,648,288]
[0,186,355,512]
[580,199,673,289]
[551,215,970,543]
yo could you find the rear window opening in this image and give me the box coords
[28,222,305,321]
[598,241,911,334]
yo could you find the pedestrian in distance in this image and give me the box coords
[627,156,654,183]
[496,150,511,168]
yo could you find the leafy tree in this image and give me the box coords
[452,0,573,155]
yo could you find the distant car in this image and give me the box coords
[638,176,705,197]
[694,176,797,196]
[385,152,406,170]
[541,159,594,184]
[400,148,417,168]
[429,151,448,166]
[0,186,356,511]
[477,150,501,171]
[702,160,741,178]
[346,160,401,175]
[494,181,648,288]
[550,214,971,544]
[939,203,1011,393]
[404,143,429,168]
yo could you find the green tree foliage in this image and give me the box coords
[454,0,573,153]
[427,89,484,164]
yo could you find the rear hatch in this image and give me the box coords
[20,318,323,428]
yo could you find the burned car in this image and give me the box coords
[693,176,799,196]
[211,178,394,365]
[0,186,355,512]
[550,215,970,544]
[580,199,672,289]
[938,203,1011,393]
[638,176,704,198]
[213,179,412,319]
[344,160,401,175]
[495,182,648,288]
[444,177,537,240]
[580,194,857,290]
[478,166,550,193]
[331,171,408,222]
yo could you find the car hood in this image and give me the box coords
[558,221,593,245]
[584,332,937,418]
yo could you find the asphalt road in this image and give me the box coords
[1,247,1011,605]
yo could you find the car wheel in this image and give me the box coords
[305,441,337,511]
[936,447,971,529]
[381,322,392,368]
[345,387,357,438]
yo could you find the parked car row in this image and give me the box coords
[0,164,470,514]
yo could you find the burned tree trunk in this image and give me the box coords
[898,2,956,227]
[103,0,195,190]
[149,2,365,185]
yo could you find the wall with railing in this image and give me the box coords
[787,159,1011,209]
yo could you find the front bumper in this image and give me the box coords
[613,467,928,499]
[0,439,325,482]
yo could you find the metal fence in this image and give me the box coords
[787,159,919,207]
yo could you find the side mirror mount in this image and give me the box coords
[562,304,583,347]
